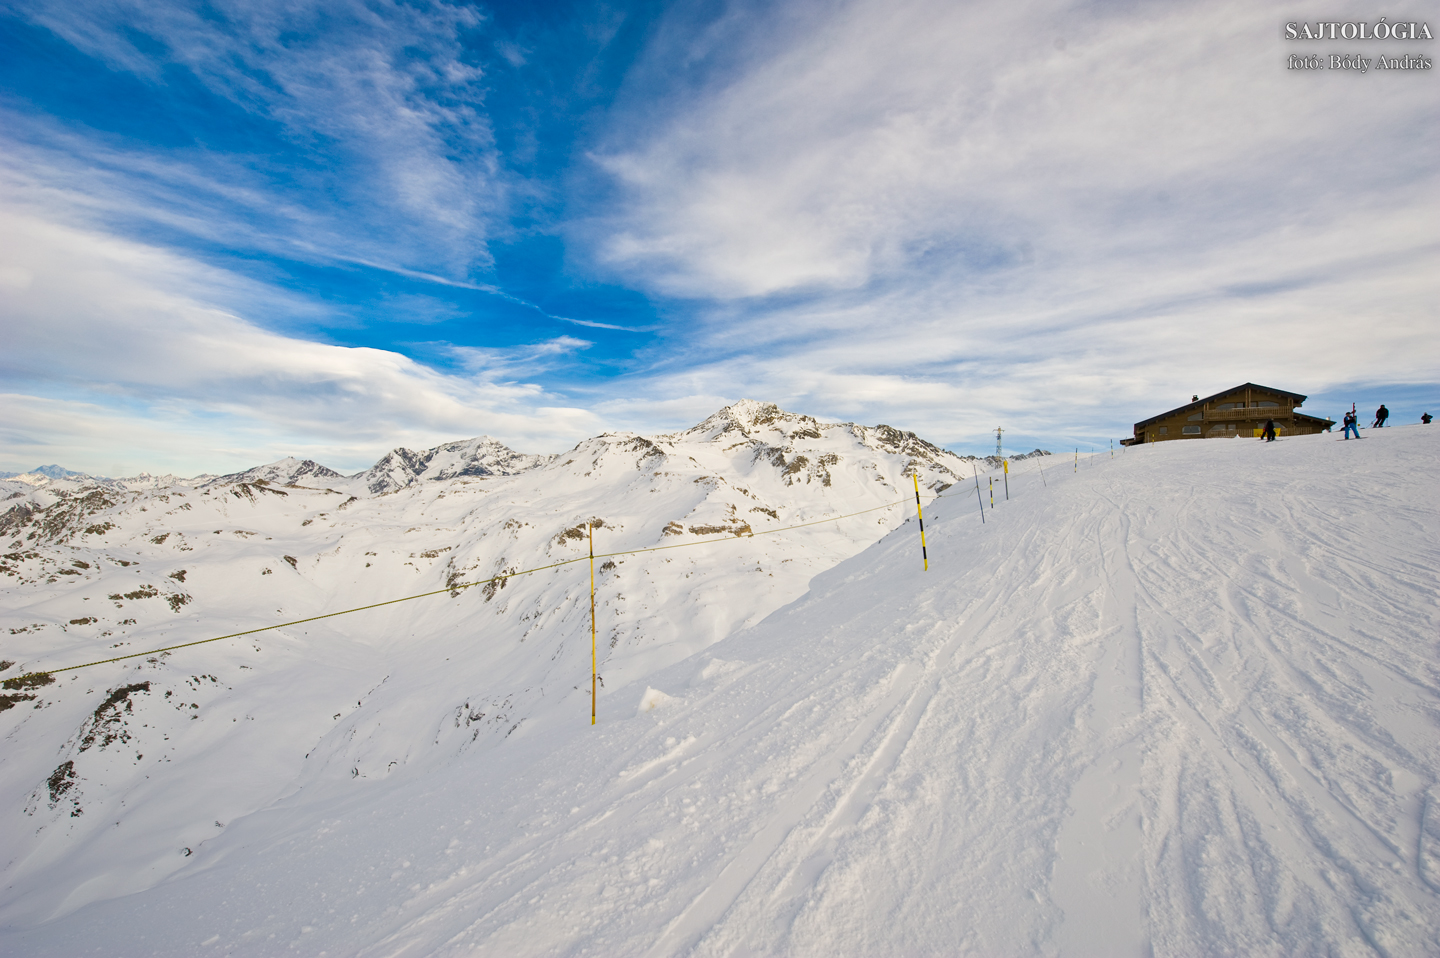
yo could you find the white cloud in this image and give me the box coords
[579,0,1440,445]
[449,336,594,377]
[0,207,600,476]
[596,0,1436,298]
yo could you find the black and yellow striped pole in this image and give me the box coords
[912,473,928,571]
[989,476,994,509]
[589,521,597,726]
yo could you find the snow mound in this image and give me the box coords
[637,686,677,714]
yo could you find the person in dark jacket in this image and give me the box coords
[1373,404,1389,427]
[1261,418,1277,442]
[1422,413,1432,424]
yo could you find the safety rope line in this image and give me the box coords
[7,488,970,684]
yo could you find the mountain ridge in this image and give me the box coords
[4,400,1042,503]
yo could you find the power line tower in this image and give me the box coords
[995,427,1003,459]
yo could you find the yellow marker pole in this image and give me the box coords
[989,475,994,509]
[589,522,597,726]
[912,473,928,571]
[1002,459,1009,500]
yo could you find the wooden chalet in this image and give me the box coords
[1120,383,1335,445]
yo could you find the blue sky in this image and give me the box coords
[1,0,1437,476]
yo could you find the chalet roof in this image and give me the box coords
[1133,383,1309,430]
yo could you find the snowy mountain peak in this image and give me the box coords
[31,465,90,480]
[0,465,93,485]
[353,436,555,495]
[684,399,824,442]
[720,398,786,428]
[213,457,345,488]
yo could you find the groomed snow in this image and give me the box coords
[3,424,1439,955]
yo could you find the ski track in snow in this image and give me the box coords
[2,426,1439,955]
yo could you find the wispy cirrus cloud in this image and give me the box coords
[577,0,1440,446]
[593,0,1436,300]
[4,0,502,276]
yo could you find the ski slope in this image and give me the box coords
[4,424,1440,955]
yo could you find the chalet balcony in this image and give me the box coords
[1203,407,1293,421]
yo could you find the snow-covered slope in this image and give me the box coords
[6,419,1434,955]
[0,400,977,933]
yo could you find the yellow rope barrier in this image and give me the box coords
[8,489,974,685]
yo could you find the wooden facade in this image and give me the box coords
[1121,383,1335,445]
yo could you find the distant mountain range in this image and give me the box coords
[4,424,1047,496]
[1,436,559,496]
[0,465,96,481]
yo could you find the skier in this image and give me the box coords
[1423,413,1433,425]
[1261,418,1277,442]
[1341,409,1360,440]
[1373,404,1389,428]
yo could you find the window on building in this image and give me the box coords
[1187,413,1202,421]
[1257,401,1278,408]
[1158,426,1168,435]
[1182,425,1201,435]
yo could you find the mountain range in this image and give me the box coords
[4,403,1051,503]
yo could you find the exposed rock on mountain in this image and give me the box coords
[353,437,556,495]
[673,399,973,492]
